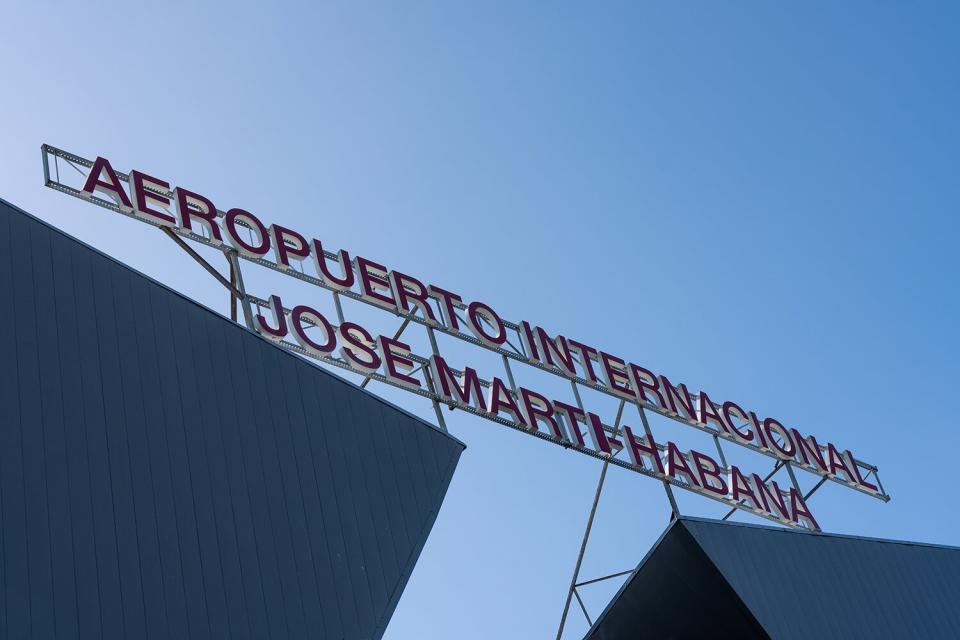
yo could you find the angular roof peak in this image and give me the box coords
[585,517,960,639]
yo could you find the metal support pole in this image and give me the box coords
[360,317,410,389]
[784,461,802,494]
[723,459,783,520]
[424,325,450,434]
[162,227,238,294]
[228,257,238,322]
[873,468,888,500]
[332,291,346,324]
[569,379,600,441]
[804,476,828,501]
[572,589,593,627]
[41,144,52,185]
[712,434,729,470]
[556,460,609,640]
[226,250,255,330]
[501,354,519,392]
[634,404,680,516]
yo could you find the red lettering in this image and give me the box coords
[225,208,270,257]
[519,321,539,362]
[666,443,699,487]
[763,418,797,459]
[752,476,789,519]
[533,326,576,375]
[729,466,761,510]
[553,400,586,446]
[129,170,175,226]
[488,377,525,426]
[848,452,880,493]
[312,239,354,290]
[173,187,221,242]
[520,388,563,438]
[623,426,664,473]
[428,285,462,330]
[255,294,288,340]
[429,355,486,411]
[290,305,336,356]
[81,156,132,209]
[355,256,395,308]
[568,339,600,383]
[660,375,697,421]
[600,352,635,400]
[721,401,754,442]
[790,429,828,472]
[629,364,666,408]
[827,443,855,482]
[467,301,506,347]
[270,224,310,269]
[698,391,731,434]
[789,488,819,529]
[586,412,622,454]
[338,321,381,373]
[377,336,420,389]
[691,450,727,497]
[391,271,437,323]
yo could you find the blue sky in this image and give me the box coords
[2,2,959,638]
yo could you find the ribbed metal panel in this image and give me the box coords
[583,518,769,640]
[585,516,960,640]
[684,517,960,639]
[0,197,464,640]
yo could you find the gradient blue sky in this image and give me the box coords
[2,2,959,638]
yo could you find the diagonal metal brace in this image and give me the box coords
[575,569,634,589]
[722,460,783,521]
[161,227,241,297]
[573,588,593,627]
[360,316,411,389]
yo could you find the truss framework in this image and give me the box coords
[42,145,889,501]
[41,144,889,535]
[42,143,898,639]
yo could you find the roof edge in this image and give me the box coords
[582,514,682,636]
[3,194,465,450]
[677,514,960,552]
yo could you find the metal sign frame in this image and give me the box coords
[41,143,896,639]
[41,144,888,535]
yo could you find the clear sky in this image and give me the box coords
[2,2,959,638]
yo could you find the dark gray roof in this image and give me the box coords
[585,516,960,640]
[0,196,464,640]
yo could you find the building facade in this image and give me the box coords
[0,197,464,639]
[585,516,960,639]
